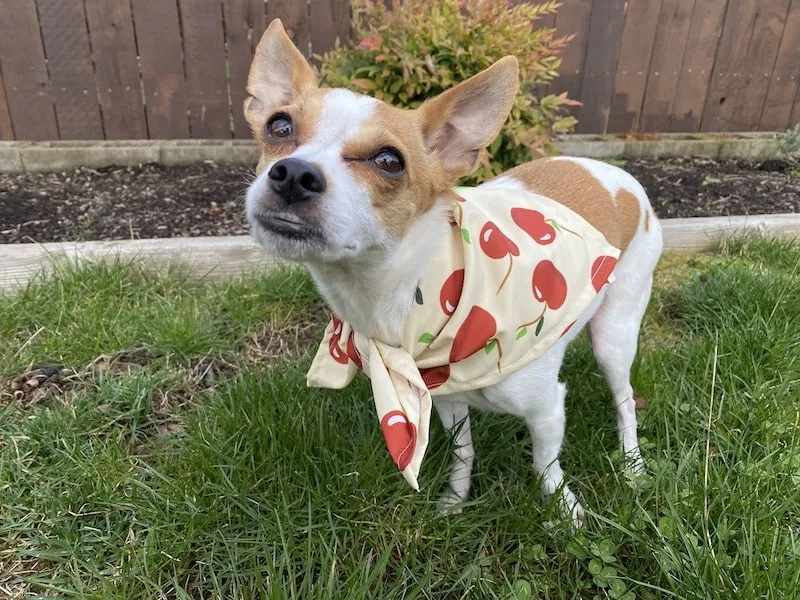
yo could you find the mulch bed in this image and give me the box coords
[1,157,798,244]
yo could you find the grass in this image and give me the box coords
[1,237,800,599]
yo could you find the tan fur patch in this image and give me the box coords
[341,102,452,238]
[344,57,517,239]
[505,158,641,252]
[644,209,651,232]
[250,89,326,166]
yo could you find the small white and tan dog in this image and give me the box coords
[244,19,662,525]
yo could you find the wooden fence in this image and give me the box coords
[0,0,798,141]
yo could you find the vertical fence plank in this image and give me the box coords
[36,0,104,139]
[224,0,266,138]
[550,0,593,118]
[667,0,727,132]
[639,0,695,132]
[0,0,58,139]
[130,0,190,139]
[268,0,311,58]
[0,69,14,140]
[702,0,791,131]
[178,0,231,138]
[309,0,351,58]
[576,0,627,133]
[84,0,148,139]
[607,0,664,133]
[760,0,800,130]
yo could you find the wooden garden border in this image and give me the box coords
[2,214,799,294]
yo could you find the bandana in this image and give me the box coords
[306,186,621,489]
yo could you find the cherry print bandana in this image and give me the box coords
[306,186,622,489]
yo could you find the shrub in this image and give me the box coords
[317,0,577,185]
[776,123,800,157]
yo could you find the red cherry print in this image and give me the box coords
[380,410,417,471]
[532,260,568,310]
[511,208,556,245]
[328,339,349,365]
[420,364,450,390]
[331,313,343,335]
[440,269,465,316]
[449,306,498,363]
[346,331,362,370]
[328,313,349,364]
[591,256,618,292]
[479,221,519,294]
[479,221,520,259]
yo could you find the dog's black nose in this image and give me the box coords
[268,158,326,204]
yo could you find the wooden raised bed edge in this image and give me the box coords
[0,132,785,173]
[2,213,799,294]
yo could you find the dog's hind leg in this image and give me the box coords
[588,225,662,475]
[434,400,474,514]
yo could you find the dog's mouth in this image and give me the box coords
[254,213,325,243]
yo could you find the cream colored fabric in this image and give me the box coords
[307,186,622,489]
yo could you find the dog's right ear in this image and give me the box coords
[244,19,317,127]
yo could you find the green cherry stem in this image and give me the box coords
[517,305,547,331]
[546,219,583,239]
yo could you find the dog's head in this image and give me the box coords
[244,19,519,263]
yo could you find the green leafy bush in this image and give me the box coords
[776,123,800,157]
[317,0,577,184]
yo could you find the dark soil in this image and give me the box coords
[0,162,252,244]
[624,156,800,219]
[1,157,798,244]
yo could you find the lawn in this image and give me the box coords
[1,237,799,599]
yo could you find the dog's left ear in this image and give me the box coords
[419,56,519,179]
[244,19,317,127]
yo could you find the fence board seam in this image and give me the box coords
[127,0,151,138]
[633,0,667,131]
[221,1,235,138]
[174,0,192,137]
[666,0,698,129]
[80,0,107,139]
[698,0,732,130]
[758,0,795,128]
[32,0,61,138]
[0,63,15,140]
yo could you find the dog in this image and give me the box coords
[243,19,662,525]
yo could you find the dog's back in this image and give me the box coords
[480,155,662,483]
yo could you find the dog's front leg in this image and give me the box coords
[434,400,474,515]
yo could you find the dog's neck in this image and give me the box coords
[306,204,449,346]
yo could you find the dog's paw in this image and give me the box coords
[627,455,646,476]
[623,449,646,477]
[559,487,585,530]
[436,489,466,516]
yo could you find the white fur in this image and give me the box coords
[246,89,388,263]
[247,96,661,526]
[307,204,450,343]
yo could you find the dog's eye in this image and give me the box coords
[372,149,405,175]
[266,114,293,139]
